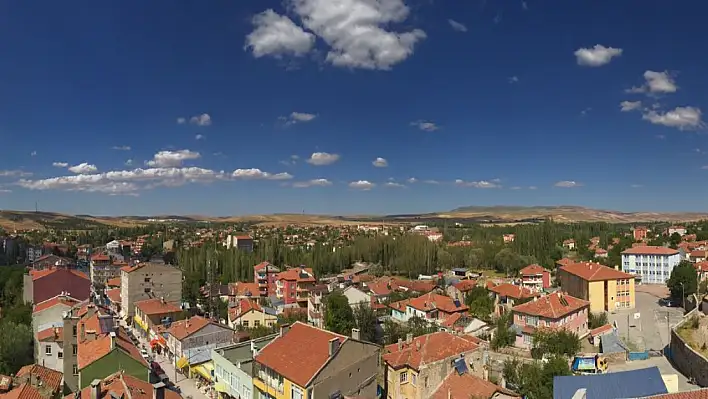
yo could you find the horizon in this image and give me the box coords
[0,0,706,215]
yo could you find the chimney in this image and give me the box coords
[351,328,360,340]
[81,323,86,341]
[406,333,413,343]
[110,332,116,350]
[397,338,403,351]
[415,340,421,351]
[280,324,290,337]
[614,265,619,271]
[328,338,340,356]
[160,297,165,304]
[152,382,166,399]
[90,379,101,399]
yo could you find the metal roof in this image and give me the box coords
[553,367,668,399]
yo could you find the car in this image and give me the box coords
[140,349,151,360]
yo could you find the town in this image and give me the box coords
[1,218,708,399]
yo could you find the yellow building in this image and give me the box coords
[227,298,278,330]
[558,261,635,313]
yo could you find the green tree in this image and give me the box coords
[503,356,571,399]
[353,305,378,343]
[530,329,581,359]
[0,321,33,375]
[464,287,494,322]
[588,312,609,329]
[667,260,698,300]
[491,313,515,350]
[324,291,356,335]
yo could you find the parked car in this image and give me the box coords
[140,349,151,361]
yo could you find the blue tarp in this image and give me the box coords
[553,367,668,399]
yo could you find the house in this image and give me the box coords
[690,250,708,263]
[553,366,669,399]
[105,240,121,252]
[696,262,708,281]
[557,261,635,313]
[307,285,328,328]
[594,248,609,258]
[430,371,520,399]
[0,364,63,399]
[563,239,576,250]
[23,268,90,304]
[223,235,254,252]
[633,226,649,241]
[383,332,482,399]
[668,226,687,237]
[451,268,467,278]
[621,246,682,284]
[104,288,122,314]
[211,335,278,399]
[167,316,234,371]
[66,371,181,399]
[227,298,277,330]
[228,282,261,305]
[511,292,590,349]
[120,262,182,318]
[33,294,82,373]
[503,234,516,243]
[342,286,371,308]
[519,264,551,291]
[133,298,184,340]
[446,280,477,302]
[30,254,74,271]
[488,283,540,315]
[253,322,381,399]
[275,267,316,306]
[77,327,149,389]
[254,262,280,297]
[439,313,489,336]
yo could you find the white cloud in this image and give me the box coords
[372,157,388,167]
[580,107,592,116]
[554,180,582,188]
[407,177,417,184]
[384,182,405,188]
[448,19,467,32]
[0,189,11,193]
[620,101,642,112]
[626,70,677,94]
[189,113,212,126]
[68,163,98,174]
[642,106,703,130]
[455,179,501,188]
[423,180,439,184]
[232,168,293,180]
[195,134,205,140]
[292,178,333,188]
[349,180,375,190]
[0,170,32,177]
[177,117,186,124]
[125,159,134,166]
[247,0,425,70]
[112,145,131,151]
[52,162,69,168]
[146,150,201,167]
[30,151,37,156]
[410,120,440,132]
[281,112,317,126]
[306,152,340,166]
[508,76,519,84]
[574,45,623,67]
[245,9,316,58]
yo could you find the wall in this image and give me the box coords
[62,316,80,392]
[310,339,380,399]
[79,350,148,389]
[212,351,254,399]
[33,305,72,336]
[23,274,33,304]
[230,310,277,330]
[32,271,90,304]
[37,341,63,373]
[588,281,606,313]
[121,263,182,317]
[669,309,708,386]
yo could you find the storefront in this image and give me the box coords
[133,315,150,338]
[150,335,167,355]
[189,361,216,399]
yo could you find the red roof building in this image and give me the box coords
[24,268,90,304]
[511,292,590,348]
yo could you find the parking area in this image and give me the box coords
[607,291,692,391]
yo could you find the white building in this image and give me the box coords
[668,226,687,236]
[342,286,370,308]
[621,246,682,284]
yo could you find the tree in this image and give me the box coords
[0,321,33,375]
[588,312,609,329]
[503,356,571,399]
[324,291,356,335]
[353,305,378,343]
[530,329,581,359]
[667,260,698,300]
[491,313,515,350]
[464,287,493,322]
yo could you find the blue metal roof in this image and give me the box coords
[553,367,668,399]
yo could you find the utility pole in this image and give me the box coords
[627,313,631,344]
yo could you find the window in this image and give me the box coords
[72,345,78,355]
[231,374,239,389]
[145,278,151,283]
[291,386,304,399]
[243,320,249,327]
[216,365,222,378]
[400,372,408,384]
[58,352,63,359]
[243,385,251,398]
[526,316,538,326]
[73,365,79,375]
[523,334,532,344]
[144,288,152,293]
[254,320,261,327]
[45,345,52,355]
[412,374,417,385]
[72,325,77,336]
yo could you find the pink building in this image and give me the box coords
[511,292,590,348]
[276,267,316,306]
[519,264,551,291]
[633,226,648,241]
[254,261,280,297]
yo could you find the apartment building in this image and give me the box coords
[133,298,184,339]
[488,283,540,315]
[389,292,468,324]
[519,264,551,291]
[23,267,90,304]
[621,246,682,284]
[227,298,278,330]
[120,262,182,318]
[511,292,590,349]
[223,235,254,252]
[276,267,316,306]
[32,294,82,373]
[558,262,635,313]
[307,285,328,328]
[254,262,281,297]
[253,323,380,399]
[89,253,122,287]
[383,332,482,399]
[166,316,234,369]
[633,226,648,241]
[212,335,278,399]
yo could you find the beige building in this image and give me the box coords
[227,298,278,329]
[120,262,182,318]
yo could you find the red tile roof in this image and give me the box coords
[642,389,708,399]
[276,267,316,283]
[106,277,121,288]
[30,268,87,281]
[255,322,347,388]
[520,264,545,276]
[91,254,110,262]
[589,324,614,336]
[77,327,146,369]
[622,246,680,255]
[36,327,63,343]
[512,292,589,319]
[695,262,708,272]
[388,299,412,313]
[105,288,121,303]
[66,371,181,399]
[440,312,463,328]
[229,299,267,321]
[383,332,479,370]
[15,365,63,393]
[0,383,45,399]
[229,282,261,297]
[33,295,80,314]
[489,283,540,300]
[431,371,520,399]
[166,316,212,341]
[365,281,391,296]
[560,262,634,282]
[407,292,468,314]
[135,298,181,315]
[452,280,477,292]
[556,258,574,267]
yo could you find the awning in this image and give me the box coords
[176,357,189,369]
[191,364,213,382]
[214,382,228,393]
[150,336,166,347]
[133,315,149,331]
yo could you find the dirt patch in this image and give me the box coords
[677,314,708,357]
[637,285,670,299]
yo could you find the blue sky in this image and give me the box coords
[0,0,706,216]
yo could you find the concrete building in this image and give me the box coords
[227,298,278,330]
[32,294,82,373]
[254,262,280,297]
[166,316,234,369]
[621,246,682,284]
[557,261,635,313]
[633,226,649,241]
[519,264,551,291]
[223,235,254,252]
[253,322,381,399]
[132,298,184,340]
[511,292,590,349]
[307,285,328,328]
[211,335,278,399]
[341,285,371,308]
[276,267,316,306]
[389,292,468,325]
[23,267,90,304]
[89,253,122,287]
[120,262,182,318]
[383,332,482,399]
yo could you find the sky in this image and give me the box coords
[0,0,706,216]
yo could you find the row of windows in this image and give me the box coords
[44,345,63,358]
